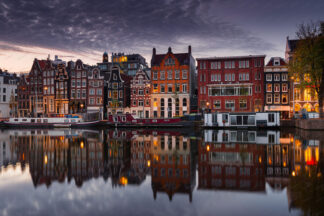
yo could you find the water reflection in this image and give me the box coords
[0,128,323,216]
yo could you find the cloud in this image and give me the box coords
[0,0,323,71]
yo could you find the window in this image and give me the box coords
[274,84,280,92]
[89,98,94,105]
[175,84,180,92]
[274,59,280,65]
[239,60,249,68]
[119,90,123,98]
[282,74,288,81]
[153,84,158,93]
[225,100,235,109]
[160,71,165,80]
[82,89,86,98]
[167,70,172,80]
[97,89,102,95]
[89,89,95,95]
[211,61,221,69]
[113,74,117,80]
[254,59,261,67]
[267,84,272,92]
[77,80,81,87]
[268,113,275,123]
[183,98,187,107]
[161,84,165,93]
[282,83,288,92]
[153,71,158,80]
[138,100,144,106]
[255,85,261,93]
[71,90,75,98]
[182,70,188,79]
[182,84,187,93]
[213,100,221,109]
[82,79,86,87]
[168,84,173,93]
[225,61,235,69]
[139,89,144,95]
[175,70,180,79]
[239,100,247,109]
[266,74,272,81]
[133,100,136,106]
[274,74,280,81]
[232,74,235,81]
[274,93,280,104]
[282,94,288,104]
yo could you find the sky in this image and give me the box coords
[0,0,323,73]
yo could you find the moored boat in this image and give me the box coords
[203,112,280,128]
[3,115,103,128]
[105,113,201,127]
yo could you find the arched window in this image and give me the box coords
[175,98,179,116]
[168,98,172,118]
[183,98,187,107]
[160,98,165,118]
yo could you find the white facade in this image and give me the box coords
[0,72,18,118]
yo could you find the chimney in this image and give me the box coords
[152,48,156,57]
[168,47,172,53]
[188,45,191,54]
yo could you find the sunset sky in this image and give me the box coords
[0,0,323,73]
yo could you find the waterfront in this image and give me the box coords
[0,128,323,216]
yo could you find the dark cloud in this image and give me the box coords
[0,0,323,60]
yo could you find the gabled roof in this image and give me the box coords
[266,57,287,66]
[151,53,190,66]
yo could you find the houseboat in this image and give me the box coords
[204,112,280,128]
[3,114,102,128]
[105,113,201,128]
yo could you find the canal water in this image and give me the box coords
[0,128,323,216]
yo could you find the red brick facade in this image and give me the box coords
[197,55,265,112]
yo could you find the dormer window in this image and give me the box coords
[274,59,280,66]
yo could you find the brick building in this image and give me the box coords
[106,66,131,114]
[87,66,104,113]
[29,59,46,117]
[264,57,290,119]
[150,46,196,118]
[54,63,69,114]
[42,59,56,115]
[130,69,151,118]
[69,60,88,113]
[197,55,265,113]
[17,74,29,117]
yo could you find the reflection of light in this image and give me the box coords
[283,162,287,167]
[44,155,48,164]
[258,156,262,164]
[292,171,296,177]
[109,149,112,156]
[147,160,151,167]
[80,141,84,149]
[154,154,159,161]
[22,153,25,160]
[268,158,272,165]
[120,177,128,185]
[153,140,158,147]
[206,145,210,152]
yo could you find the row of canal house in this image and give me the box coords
[16,40,319,119]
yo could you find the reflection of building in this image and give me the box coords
[128,134,151,184]
[264,57,290,119]
[130,69,151,118]
[151,46,196,118]
[197,55,265,112]
[198,135,266,192]
[285,37,319,113]
[151,134,196,202]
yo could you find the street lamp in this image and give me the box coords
[206,102,210,113]
[291,76,295,118]
[44,86,48,116]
